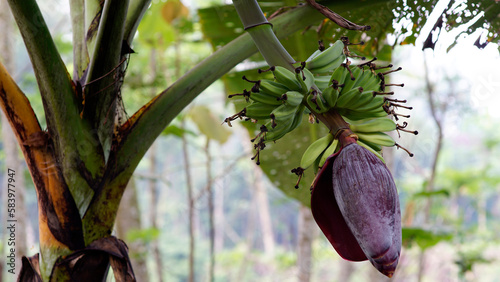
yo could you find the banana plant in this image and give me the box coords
[0,0,346,280]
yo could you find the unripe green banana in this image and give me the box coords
[264,106,305,142]
[306,40,344,70]
[330,64,348,89]
[273,66,302,92]
[357,138,383,152]
[352,69,373,89]
[342,66,363,94]
[348,116,397,133]
[288,105,306,133]
[245,102,278,120]
[297,67,315,93]
[357,140,385,162]
[249,91,283,105]
[257,80,290,95]
[271,103,300,122]
[305,49,322,62]
[314,75,332,90]
[339,108,388,121]
[318,138,339,168]
[283,91,305,106]
[356,131,395,147]
[322,86,340,108]
[300,133,334,169]
[357,70,382,92]
[309,54,346,74]
[342,91,383,111]
[306,92,329,113]
[353,96,385,113]
[336,86,364,109]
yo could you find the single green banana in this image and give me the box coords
[357,140,385,163]
[330,64,348,89]
[343,91,383,111]
[257,79,290,96]
[358,71,382,92]
[283,91,305,107]
[335,86,364,109]
[352,68,373,89]
[322,86,339,108]
[356,131,396,147]
[341,66,363,94]
[306,40,344,70]
[353,96,385,113]
[302,67,316,92]
[244,102,278,120]
[271,103,300,122]
[306,92,329,113]
[347,116,397,133]
[264,110,299,142]
[309,54,346,74]
[356,138,383,152]
[305,49,322,62]
[314,75,331,90]
[339,108,388,121]
[288,105,306,133]
[249,91,283,105]
[300,133,334,169]
[318,138,339,168]
[273,66,302,92]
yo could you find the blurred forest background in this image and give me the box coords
[0,0,499,281]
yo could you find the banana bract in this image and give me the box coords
[311,142,401,278]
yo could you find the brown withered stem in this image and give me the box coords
[304,0,371,31]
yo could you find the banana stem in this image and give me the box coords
[233,0,296,71]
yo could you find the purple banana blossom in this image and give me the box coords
[311,137,401,278]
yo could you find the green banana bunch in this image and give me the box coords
[225,36,415,170]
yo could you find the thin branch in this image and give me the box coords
[305,0,371,31]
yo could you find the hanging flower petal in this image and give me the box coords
[311,154,367,261]
[332,143,401,277]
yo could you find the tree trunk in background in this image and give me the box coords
[1,2,31,278]
[214,179,225,252]
[254,168,275,257]
[205,139,216,282]
[148,142,164,282]
[181,121,195,282]
[115,179,149,281]
[337,259,355,282]
[297,205,315,282]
